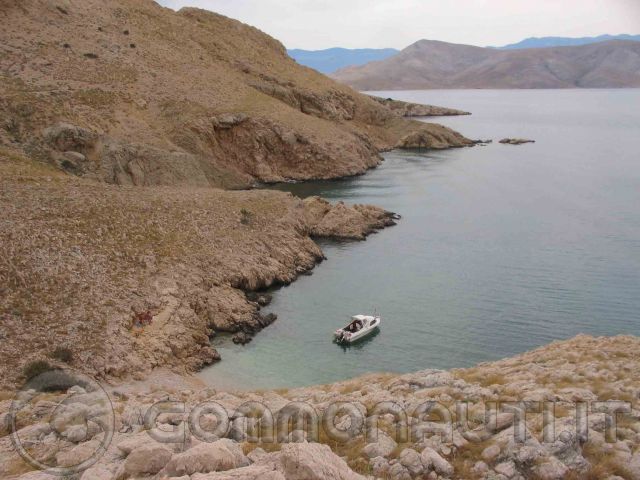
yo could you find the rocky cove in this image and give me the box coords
[2,1,640,479]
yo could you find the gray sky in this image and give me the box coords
[157,0,640,50]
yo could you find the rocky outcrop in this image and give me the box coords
[396,124,473,149]
[371,96,470,117]
[499,138,536,145]
[302,196,399,240]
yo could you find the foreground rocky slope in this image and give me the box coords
[0,0,472,189]
[2,335,640,480]
[0,148,397,388]
[333,39,640,90]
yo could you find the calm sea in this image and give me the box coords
[199,89,640,390]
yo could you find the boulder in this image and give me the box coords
[494,460,517,478]
[363,430,397,458]
[488,413,514,433]
[63,424,89,443]
[398,448,424,476]
[481,444,501,462]
[247,447,267,463]
[43,123,97,151]
[232,332,252,345]
[420,447,453,476]
[369,456,390,477]
[387,462,411,480]
[124,444,172,477]
[80,465,113,480]
[51,402,89,435]
[161,439,249,476]
[279,442,366,480]
[532,457,569,480]
[191,465,285,480]
[472,461,489,474]
[116,432,160,456]
[56,439,102,468]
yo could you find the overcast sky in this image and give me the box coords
[157,0,640,50]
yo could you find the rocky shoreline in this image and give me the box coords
[2,335,640,480]
[0,148,400,388]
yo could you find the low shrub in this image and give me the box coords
[23,360,53,380]
[50,347,73,363]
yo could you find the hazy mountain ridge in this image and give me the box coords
[332,39,640,90]
[287,47,399,73]
[496,33,640,50]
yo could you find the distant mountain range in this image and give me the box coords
[331,39,640,90]
[287,48,399,74]
[496,34,640,50]
[288,35,640,76]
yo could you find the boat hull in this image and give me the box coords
[334,316,381,344]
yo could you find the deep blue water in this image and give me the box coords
[200,89,640,390]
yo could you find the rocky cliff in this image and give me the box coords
[0,0,472,189]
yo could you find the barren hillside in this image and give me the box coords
[333,39,640,90]
[0,0,471,189]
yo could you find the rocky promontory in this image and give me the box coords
[371,96,471,117]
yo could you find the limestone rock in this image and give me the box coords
[532,457,569,480]
[80,465,114,480]
[279,442,366,480]
[482,444,501,462]
[363,430,397,458]
[124,444,173,477]
[161,439,249,476]
[398,448,424,476]
[420,447,453,476]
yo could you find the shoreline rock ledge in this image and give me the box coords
[499,138,535,145]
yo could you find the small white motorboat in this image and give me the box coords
[334,315,381,344]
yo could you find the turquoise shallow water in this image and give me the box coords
[199,89,640,390]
